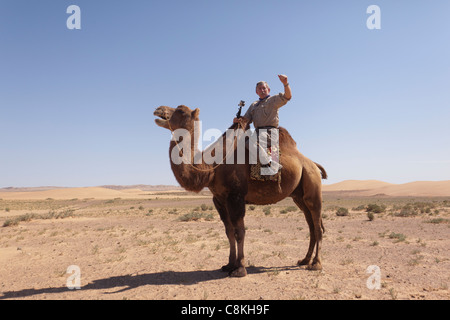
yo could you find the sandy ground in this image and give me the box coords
[0,189,449,300]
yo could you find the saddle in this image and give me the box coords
[250,146,282,183]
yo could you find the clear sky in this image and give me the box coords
[1,0,449,187]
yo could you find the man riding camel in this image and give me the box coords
[233,74,292,175]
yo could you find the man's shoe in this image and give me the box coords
[260,161,282,176]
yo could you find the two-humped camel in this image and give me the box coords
[154,105,327,277]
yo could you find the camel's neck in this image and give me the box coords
[168,129,214,193]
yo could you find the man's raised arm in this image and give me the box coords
[278,74,292,100]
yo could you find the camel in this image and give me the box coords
[154,105,327,277]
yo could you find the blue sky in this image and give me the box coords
[0,0,449,187]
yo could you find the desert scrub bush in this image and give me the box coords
[44,209,75,219]
[200,203,213,211]
[389,232,406,243]
[394,204,418,217]
[366,203,386,214]
[367,212,375,221]
[248,205,256,211]
[335,207,349,216]
[325,205,339,212]
[412,201,436,213]
[263,206,271,216]
[393,202,438,217]
[178,211,214,222]
[1,219,12,227]
[2,210,75,227]
[168,208,178,215]
[352,204,366,211]
[425,218,449,224]
[3,213,36,227]
[280,206,297,214]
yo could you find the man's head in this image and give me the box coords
[256,81,270,99]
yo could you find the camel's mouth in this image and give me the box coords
[154,106,174,129]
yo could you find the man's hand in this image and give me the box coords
[278,74,288,85]
[278,74,291,100]
[233,117,249,127]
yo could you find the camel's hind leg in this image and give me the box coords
[291,171,324,270]
[291,195,316,266]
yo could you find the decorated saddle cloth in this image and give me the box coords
[250,146,281,182]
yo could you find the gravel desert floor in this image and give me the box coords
[0,190,449,300]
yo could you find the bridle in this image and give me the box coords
[167,118,247,173]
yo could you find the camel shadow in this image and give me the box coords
[0,265,300,299]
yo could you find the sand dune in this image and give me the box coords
[322,180,394,191]
[0,186,206,200]
[323,180,450,197]
[1,180,450,200]
[366,181,450,197]
[0,187,143,200]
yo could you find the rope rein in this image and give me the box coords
[168,120,248,173]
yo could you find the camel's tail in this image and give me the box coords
[314,162,328,180]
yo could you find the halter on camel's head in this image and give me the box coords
[154,105,199,132]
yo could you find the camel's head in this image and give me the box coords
[154,105,200,131]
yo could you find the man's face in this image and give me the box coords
[256,83,270,99]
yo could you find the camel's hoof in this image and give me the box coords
[297,259,311,266]
[306,263,322,271]
[229,267,247,277]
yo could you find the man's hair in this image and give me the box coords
[256,81,269,89]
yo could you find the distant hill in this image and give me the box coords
[323,180,450,197]
[0,185,186,200]
[322,180,394,191]
[100,185,183,191]
[0,186,68,192]
[1,181,449,200]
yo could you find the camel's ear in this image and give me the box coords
[191,108,200,119]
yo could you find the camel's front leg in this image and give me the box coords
[213,197,238,272]
[221,224,237,272]
[226,193,247,277]
[230,217,247,277]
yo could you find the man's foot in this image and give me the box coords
[261,161,282,175]
[261,161,282,169]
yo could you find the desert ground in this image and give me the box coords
[0,181,449,300]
